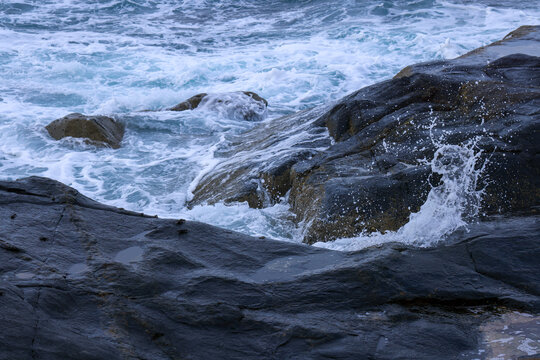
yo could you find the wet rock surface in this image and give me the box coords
[169,91,268,121]
[169,93,208,111]
[189,26,540,243]
[0,176,539,359]
[45,113,125,149]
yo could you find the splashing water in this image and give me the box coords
[0,0,534,242]
[314,137,487,251]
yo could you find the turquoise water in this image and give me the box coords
[0,0,538,241]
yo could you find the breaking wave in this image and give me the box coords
[315,134,487,251]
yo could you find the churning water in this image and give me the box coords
[1,0,538,247]
[315,135,487,250]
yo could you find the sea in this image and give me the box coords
[1,0,538,248]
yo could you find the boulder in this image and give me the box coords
[169,91,268,121]
[189,26,540,243]
[45,113,125,149]
[0,176,539,359]
[169,93,207,111]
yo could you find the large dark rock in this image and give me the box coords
[189,26,540,243]
[169,91,268,121]
[0,176,539,359]
[45,113,125,149]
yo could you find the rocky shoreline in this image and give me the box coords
[0,176,539,359]
[1,26,539,359]
[190,26,540,244]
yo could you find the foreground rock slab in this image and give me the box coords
[46,113,125,149]
[189,26,540,243]
[0,176,539,359]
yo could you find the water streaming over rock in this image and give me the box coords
[315,133,487,250]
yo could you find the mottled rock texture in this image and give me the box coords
[0,176,539,359]
[46,113,125,149]
[189,26,540,243]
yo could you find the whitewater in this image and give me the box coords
[1,0,539,246]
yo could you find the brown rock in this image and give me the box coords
[169,91,268,121]
[169,93,208,111]
[45,113,125,149]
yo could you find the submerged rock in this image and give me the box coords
[189,26,540,243]
[45,113,125,149]
[0,176,539,359]
[169,91,268,121]
[169,92,208,111]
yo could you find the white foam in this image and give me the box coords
[182,201,299,242]
[314,136,486,251]
[197,92,268,121]
[517,338,539,356]
[1,0,537,241]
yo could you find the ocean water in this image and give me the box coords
[0,0,538,247]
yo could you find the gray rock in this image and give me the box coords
[45,113,125,149]
[189,26,540,243]
[0,176,539,359]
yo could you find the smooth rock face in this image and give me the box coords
[45,113,125,149]
[189,26,540,243]
[0,176,539,359]
[169,91,268,121]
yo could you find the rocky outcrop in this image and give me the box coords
[0,176,539,359]
[45,113,125,149]
[169,91,268,121]
[189,26,540,243]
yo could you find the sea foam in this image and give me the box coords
[314,130,487,251]
[0,0,537,243]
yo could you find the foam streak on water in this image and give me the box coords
[0,0,537,241]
